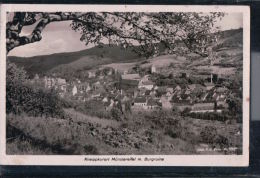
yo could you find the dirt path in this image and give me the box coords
[64,108,120,128]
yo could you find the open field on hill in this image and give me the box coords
[7,109,242,155]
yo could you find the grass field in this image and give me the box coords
[6,108,242,155]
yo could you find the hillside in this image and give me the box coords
[8,28,243,78]
[8,44,141,77]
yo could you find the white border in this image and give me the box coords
[0,4,250,166]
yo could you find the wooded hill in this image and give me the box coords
[8,28,243,78]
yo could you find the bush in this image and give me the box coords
[111,107,122,121]
[84,145,99,154]
[7,114,99,155]
[165,127,181,139]
[200,126,218,145]
[200,126,230,151]
[6,62,65,118]
[187,111,231,122]
[213,135,229,150]
[6,82,65,118]
[74,100,111,119]
[6,62,27,84]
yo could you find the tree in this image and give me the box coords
[110,107,122,121]
[6,61,27,84]
[226,93,242,115]
[6,12,224,57]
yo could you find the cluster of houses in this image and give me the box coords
[30,64,231,113]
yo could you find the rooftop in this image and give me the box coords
[141,80,154,85]
[204,82,215,86]
[122,73,141,80]
[147,98,159,106]
[134,97,146,103]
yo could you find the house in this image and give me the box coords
[92,81,101,90]
[215,87,228,93]
[138,80,154,90]
[184,89,191,95]
[31,74,45,87]
[44,76,56,89]
[75,78,81,84]
[91,91,101,99]
[138,87,147,96]
[121,73,141,81]
[34,74,40,80]
[200,92,208,101]
[166,87,174,94]
[56,78,66,91]
[121,95,131,103]
[188,84,205,93]
[160,96,172,110]
[216,96,228,108]
[85,83,91,92]
[146,98,160,110]
[145,90,151,96]
[149,90,157,98]
[121,79,139,89]
[88,70,96,78]
[103,98,115,111]
[174,85,186,92]
[102,96,109,103]
[106,68,114,76]
[57,78,66,85]
[204,82,215,90]
[154,85,159,90]
[72,85,77,96]
[133,97,147,107]
[191,102,216,113]
[104,101,112,111]
[172,101,193,111]
[151,65,156,73]
[141,75,150,82]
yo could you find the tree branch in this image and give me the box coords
[6,12,88,54]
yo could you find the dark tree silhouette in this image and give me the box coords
[6,12,224,57]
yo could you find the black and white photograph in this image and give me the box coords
[0,5,250,166]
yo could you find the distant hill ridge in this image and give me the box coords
[8,44,142,77]
[8,28,243,77]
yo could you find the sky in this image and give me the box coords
[8,13,243,57]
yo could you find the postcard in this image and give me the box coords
[0,4,250,166]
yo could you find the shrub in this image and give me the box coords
[165,127,181,139]
[6,82,65,118]
[110,107,122,121]
[6,62,27,84]
[213,135,229,150]
[200,126,218,145]
[181,107,192,116]
[7,114,99,155]
[187,112,231,122]
[200,126,230,151]
[6,62,65,118]
[84,145,99,154]
[74,100,111,119]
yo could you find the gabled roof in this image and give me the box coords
[140,80,154,85]
[115,94,123,101]
[166,87,174,93]
[204,82,215,87]
[188,84,205,90]
[121,79,139,86]
[104,101,111,107]
[147,98,159,106]
[122,73,141,80]
[134,97,146,103]
[215,87,228,93]
[145,90,151,95]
